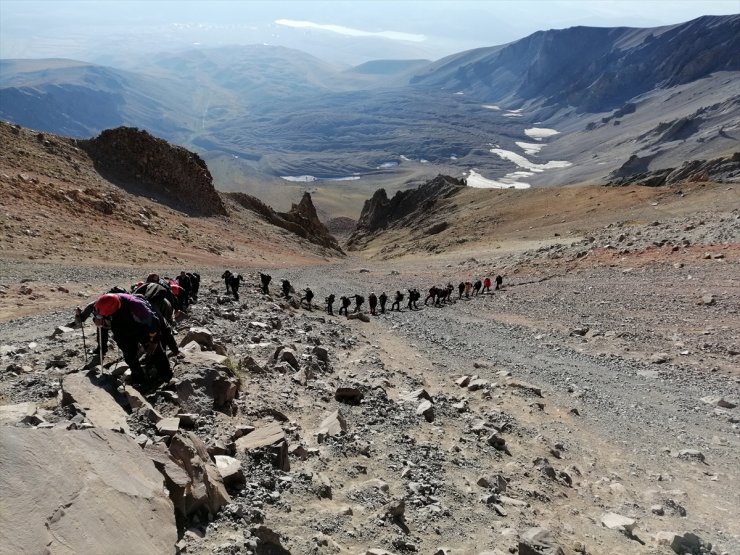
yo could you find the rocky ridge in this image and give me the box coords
[347,175,466,250]
[608,152,740,187]
[228,191,344,254]
[80,126,228,216]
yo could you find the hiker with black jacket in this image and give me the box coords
[92,293,178,388]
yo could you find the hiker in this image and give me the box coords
[222,270,233,293]
[483,277,492,294]
[339,295,352,316]
[354,294,365,313]
[407,288,420,310]
[326,294,336,315]
[133,281,178,326]
[259,272,272,295]
[229,274,244,301]
[92,293,178,388]
[176,271,192,306]
[168,280,189,311]
[281,279,292,299]
[425,286,440,306]
[74,286,127,366]
[391,290,404,311]
[300,287,314,309]
[473,280,482,296]
[464,281,472,298]
[495,275,503,290]
[186,272,200,303]
[441,283,454,304]
[368,292,378,315]
[458,282,465,299]
[379,292,388,314]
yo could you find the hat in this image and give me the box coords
[94,294,121,316]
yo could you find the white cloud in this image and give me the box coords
[275,19,426,42]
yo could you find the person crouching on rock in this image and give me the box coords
[93,293,175,389]
[368,292,378,315]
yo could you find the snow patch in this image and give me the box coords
[515,141,545,155]
[525,127,560,138]
[482,105,501,110]
[466,169,531,189]
[490,149,571,172]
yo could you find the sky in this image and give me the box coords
[1,0,738,65]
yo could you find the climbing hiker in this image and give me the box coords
[391,290,404,311]
[326,294,336,315]
[222,270,233,293]
[354,294,365,313]
[483,277,492,294]
[229,273,244,301]
[281,279,292,299]
[495,275,503,290]
[259,272,272,295]
[339,295,352,316]
[379,292,388,314]
[368,292,378,315]
[473,280,482,296]
[458,282,465,299]
[74,286,127,367]
[92,293,177,389]
[300,287,314,309]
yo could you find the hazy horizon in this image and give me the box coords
[1,1,738,66]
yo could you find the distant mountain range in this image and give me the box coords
[1,14,738,202]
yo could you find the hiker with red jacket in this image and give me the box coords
[93,293,177,389]
[483,277,492,294]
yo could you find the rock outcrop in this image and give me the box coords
[607,152,740,186]
[80,127,227,216]
[0,427,177,555]
[347,174,466,249]
[227,191,344,253]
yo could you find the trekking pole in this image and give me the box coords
[98,327,104,369]
[80,318,87,363]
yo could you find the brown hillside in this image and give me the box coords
[0,122,341,271]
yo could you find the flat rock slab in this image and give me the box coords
[601,512,638,533]
[0,401,37,426]
[235,422,285,450]
[317,409,347,439]
[0,427,176,555]
[61,371,130,433]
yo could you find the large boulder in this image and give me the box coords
[167,431,231,519]
[0,427,176,554]
[175,362,239,414]
[60,371,130,433]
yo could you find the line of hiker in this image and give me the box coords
[225,270,503,317]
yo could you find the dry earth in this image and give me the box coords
[1,124,739,555]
